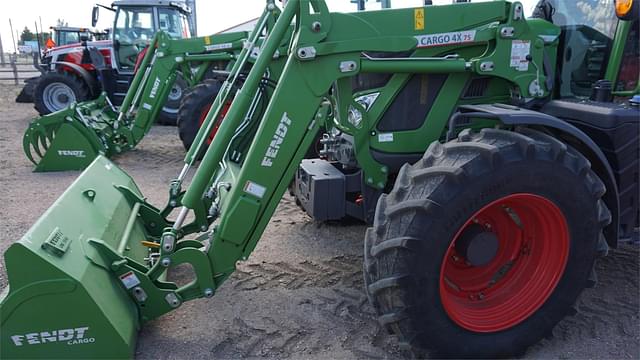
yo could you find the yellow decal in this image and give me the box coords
[414,8,425,31]
[204,36,211,45]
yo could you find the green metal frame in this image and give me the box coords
[22,30,248,172]
[2,1,637,358]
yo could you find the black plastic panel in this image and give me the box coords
[377,74,447,132]
[542,99,639,237]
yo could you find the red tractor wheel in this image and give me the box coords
[177,79,231,158]
[440,193,569,333]
[364,128,611,358]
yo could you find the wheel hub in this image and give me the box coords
[168,84,183,101]
[42,83,76,112]
[455,224,499,267]
[57,93,70,103]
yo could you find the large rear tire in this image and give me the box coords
[177,79,225,154]
[364,128,611,358]
[34,72,91,115]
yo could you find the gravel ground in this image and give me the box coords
[1,83,638,359]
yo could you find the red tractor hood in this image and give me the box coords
[45,40,112,55]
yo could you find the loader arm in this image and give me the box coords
[22,31,251,171]
[123,32,248,145]
[173,0,555,281]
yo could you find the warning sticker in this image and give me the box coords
[415,30,476,48]
[119,271,141,290]
[510,40,530,72]
[414,9,425,31]
[244,181,267,199]
[205,43,233,52]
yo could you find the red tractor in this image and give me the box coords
[26,0,193,125]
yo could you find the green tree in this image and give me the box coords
[20,27,36,44]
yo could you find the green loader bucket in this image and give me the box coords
[23,96,121,172]
[1,156,156,358]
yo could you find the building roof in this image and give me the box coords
[217,18,259,34]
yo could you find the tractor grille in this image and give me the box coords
[462,77,491,99]
[376,74,448,132]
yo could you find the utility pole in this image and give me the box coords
[0,32,5,66]
[35,21,42,56]
[9,18,17,53]
[40,16,44,44]
[9,19,20,54]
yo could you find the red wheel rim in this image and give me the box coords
[198,101,232,145]
[439,193,569,332]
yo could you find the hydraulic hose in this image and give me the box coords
[181,0,300,211]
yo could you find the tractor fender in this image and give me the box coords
[456,104,620,247]
[50,61,99,97]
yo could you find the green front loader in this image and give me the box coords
[2,0,638,358]
[22,30,249,172]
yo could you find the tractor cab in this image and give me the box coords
[532,0,639,98]
[95,0,192,71]
[50,26,94,47]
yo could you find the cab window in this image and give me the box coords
[158,8,191,39]
[57,31,79,45]
[534,0,619,97]
[114,7,154,70]
[114,7,154,43]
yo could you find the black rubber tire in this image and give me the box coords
[177,79,222,153]
[34,71,91,115]
[157,76,187,126]
[364,128,611,358]
[15,77,38,103]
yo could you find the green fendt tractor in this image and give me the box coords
[1,0,638,358]
[22,30,249,172]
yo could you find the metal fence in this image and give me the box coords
[0,53,41,85]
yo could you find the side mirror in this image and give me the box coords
[615,0,639,20]
[92,6,100,27]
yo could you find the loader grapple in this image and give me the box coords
[23,99,114,172]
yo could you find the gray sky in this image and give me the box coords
[1,0,538,52]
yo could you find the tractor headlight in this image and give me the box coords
[354,92,380,111]
[347,105,363,128]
